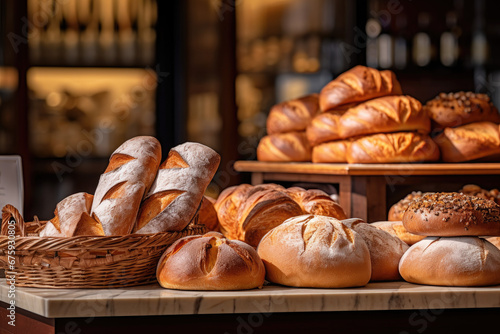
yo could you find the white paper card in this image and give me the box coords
[0,155,24,217]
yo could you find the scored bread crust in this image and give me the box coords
[91,136,162,235]
[399,236,500,286]
[267,94,319,135]
[156,232,265,290]
[319,65,402,112]
[257,132,311,162]
[257,215,371,288]
[134,142,220,234]
[402,192,500,236]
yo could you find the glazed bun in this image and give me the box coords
[343,219,409,281]
[257,215,371,288]
[402,192,500,236]
[399,236,500,286]
[370,221,425,246]
[387,191,424,221]
[156,232,265,290]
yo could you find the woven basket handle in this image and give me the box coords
[1,204,25,237]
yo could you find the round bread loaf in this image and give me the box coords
[399,236,500,286]
[267,94,319,135]
[402,192,500,236]
[284,187,347,219]
[433,121,500,162]
[346,132,440,164]
[424,91,500,129]
[343,219,409,281]
[312,139,351,163]
[156,232,265,290]
[370,221,425,246]
[257,215,371,288]
[257,132,311,162]
[388,191,424,221]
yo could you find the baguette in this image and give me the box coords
[134,142,220,234]
[266,94,319,134]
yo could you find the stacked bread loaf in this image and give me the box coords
[399,192,500,286]
[424,92,500,162]
[214,183,346,247]
[257,94,319,162]
[38,137,221,237]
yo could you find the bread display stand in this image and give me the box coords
[1,280,500,333]
[233,161,500,222]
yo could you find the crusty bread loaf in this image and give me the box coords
[460,184,500,205]
[91,136,162,235]
[346,132,440,164]
[134,142,220,234]
[434,121,500,162]
[424,91,500,129]
[156,232,265,290]
[402,192,500,236]
[257,215,371,288]
[267,94,319,135]
[311,139,351,163]
[319,65,402,112]
[343,218,408,281]
[399,236,500,286]
[370,221,425,246]
[198,196,219,232]
[387,191,424,221]
[257,132,311,162]
[39,192,105,237]
[306,106,352,146]
[284,187,347,219]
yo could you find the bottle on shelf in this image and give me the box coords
[393,14,408,70]
[365,17,381,68]
[440,11,460,67]
[377,19,393,69]
[412,12,433,68]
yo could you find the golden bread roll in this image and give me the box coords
[460,184,500,205]
[284,187,347,219]
[198,196,219,232]
[343,218,409,281]
[387,191,424,221]
[434,121,500,162]
[156,232,265,290]
[39,192,104,237]
[91,136,162,235]
[311,139,351,163]
[346,132,440,163]
[370,221,426,246]
[266,94,319,135]
[399,236,500,286]
[257,132,311,162]
[257,215,371,288]
[424,91,500,129]
[134,142,220,234]
[402,192,500,236]
[319,65,402,112]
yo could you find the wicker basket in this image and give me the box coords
[0,204,205,288]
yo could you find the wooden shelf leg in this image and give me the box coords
[351,176,387,223]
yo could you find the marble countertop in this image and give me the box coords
[2,279,500,318]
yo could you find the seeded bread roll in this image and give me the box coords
[257,132,311,162]
[399,236,500,286]
[266,94,319,135]
[257,215,371,288]
[402,192,500,236]
[319,65,402,112]
[388,191,424,221]
[424,91,500,129]
[343,219,408,281]
[157,232,265,290]
[370,221,426,246]
[434,121,500,162]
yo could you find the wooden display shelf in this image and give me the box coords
[233,161,500,222]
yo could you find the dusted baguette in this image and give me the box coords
[156,232,265,290]
[91,136,161,235]
[257,215,371,288]
[39,192,104,237]
[399,236,500,286]
[319,65,402,112]
[266,94,319,134]
[134,142,220,234]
